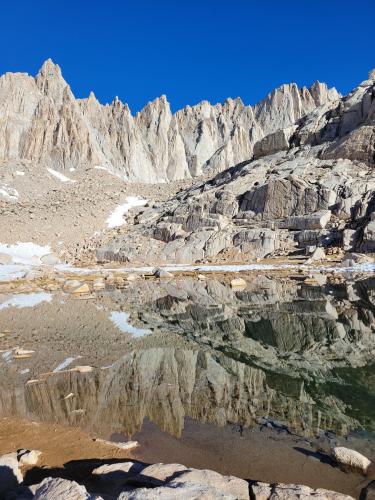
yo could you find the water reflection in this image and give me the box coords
[1,275,375,442]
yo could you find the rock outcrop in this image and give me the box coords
[0,457,356,499]
[96,71,375,264]
[0,59,339,183]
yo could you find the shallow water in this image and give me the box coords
[1,274,375,470]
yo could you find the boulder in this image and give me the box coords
[169,468,249,499]
[343,253,373,264]
[250,481,353,499]
[70,283,90,294]
[253,126,297,159]
[343,229,357,251]
[92,461,145,487]
[306,247,326,263]
[118,481,236,499]
[240,179,335,220]
[332,446,371,474]
[153,267,174,279]
[281,211,331,231]
[17,449,42,466]
[131,463,188,486]
[230,278,247,289]
[33,477,90,499]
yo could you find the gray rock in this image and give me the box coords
[169,468,249,499]
[118,481,236,499]
[306,247,326,262]
[33,477,90,499]
[130,463,187,486]
[332,446,371,474]
[92,461,145,488]
[251,481,354,499]
[153,267,174,278]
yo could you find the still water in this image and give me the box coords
[1,274,375,466]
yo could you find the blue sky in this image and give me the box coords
[1,0,374,112]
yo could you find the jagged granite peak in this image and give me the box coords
[0,59,341,182]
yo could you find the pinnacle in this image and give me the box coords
[37,58,62,78]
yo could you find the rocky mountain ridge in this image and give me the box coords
[96,70,375,264]
[0,59,339,182]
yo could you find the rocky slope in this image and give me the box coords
[0,59,338,183]
[96,71,375,264]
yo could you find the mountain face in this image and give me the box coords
[0,59,339,182]
[97,71,375,264]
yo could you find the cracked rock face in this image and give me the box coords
[0,59,339,183]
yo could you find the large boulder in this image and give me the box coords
[118,481,236,499]
[33,477,90,499]
[250,481,354,499]
[239,178,335,220]
[332,446,372,474]
[169,468,249,499]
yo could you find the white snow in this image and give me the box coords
[109,311,151,337]
[69,167,76,172]
[0,292,52,311]
[0,242,51,265]
[53,356,81,372]
[47,168,76,183]
[106,196,148,228]
[0,265,28,282]
[94,165,109,171]
[15,171,25,176]
[1,350,13,363]
[0,185,19,200]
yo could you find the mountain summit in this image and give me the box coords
[0,59,340,182]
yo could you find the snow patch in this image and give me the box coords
[15,171,25,176]
[106,196,148,228]
[0,265,28,282]
[47,168,76,183]
[0,184,19,200]
[0,292,52,311]
[109,311,151,337]
[53,356,81,372]
[0,242,51,265]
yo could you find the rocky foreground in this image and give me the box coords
[1,445,374,499]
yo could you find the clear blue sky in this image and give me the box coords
[1,0,374,112]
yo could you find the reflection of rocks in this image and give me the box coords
[0,276,374,441]
[0,344,363,440]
